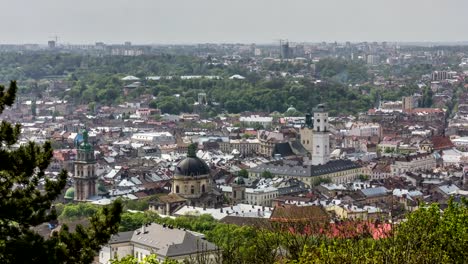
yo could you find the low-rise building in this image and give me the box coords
[240,115,273,128]
[391,153,437,175]
[99,223,219,264]
[248,159,363,185]
[245,186,278,207]
[219,138,260,156]
[131,132,175,145]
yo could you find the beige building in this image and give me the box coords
[391,153,436,175]
[326,204,384,221]
[402,96,415,112]
[99,223,219,264]
[245,186,278,207]
[170,152,222,208]
[248,159,363,186]
[219,138,259,156]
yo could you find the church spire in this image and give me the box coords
[305,109,313,128]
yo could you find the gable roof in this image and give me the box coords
[130,223,217,257]
[270,205,329,223]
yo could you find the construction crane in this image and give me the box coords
[48,35,59,45]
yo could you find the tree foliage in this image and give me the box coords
[116,199,468,264]
[111,255,178,264]
[0,81,123,264]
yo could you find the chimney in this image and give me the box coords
[141,224,145,234]
[220,208,223,213]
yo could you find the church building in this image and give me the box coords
[73,129,97,201]
[171,144,222,208]
[300,104,331,165]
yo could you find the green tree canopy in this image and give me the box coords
[0,81,123,264]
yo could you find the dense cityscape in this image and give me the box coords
[1,1,468,262]
[1,39,467,263]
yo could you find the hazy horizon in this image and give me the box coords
[3,0,468,45]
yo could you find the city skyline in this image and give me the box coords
[2,0,468,44]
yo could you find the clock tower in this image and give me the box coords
[73,129,97,201]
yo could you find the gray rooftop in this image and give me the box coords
[130,223,218,258]
[360,187,390,197]
[249,159,361,178]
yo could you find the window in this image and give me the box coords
[201,184,206,193]
[175,185,180,193]
[191,185,195,194]
[317,119,320,122]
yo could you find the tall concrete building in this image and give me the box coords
[73,129,97,201]
[312,104,330,165]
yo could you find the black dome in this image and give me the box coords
[174,157,210,177]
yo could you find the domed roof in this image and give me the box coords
[286,105,297,112]
[233,177,245,185]
[174,157,210,177]
[64,187,75,200]
[97,183,108,194]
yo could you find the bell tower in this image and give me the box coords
[73,129,97,201]
[300,109,314,154]
[312,104,330,165]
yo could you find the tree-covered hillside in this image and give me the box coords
[0,52,421,115]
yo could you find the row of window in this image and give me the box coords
[175,184,206,194]
[76,166,95,177]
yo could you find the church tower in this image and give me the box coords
[300,109,314,154]
[312,104,330,165]
[73,129,97,201]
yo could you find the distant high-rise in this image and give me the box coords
[366,54,379,65]
[73,129,97,201]
[48,40,56,49]
[281,42,291,59]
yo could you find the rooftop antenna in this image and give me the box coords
[49,35,59,43]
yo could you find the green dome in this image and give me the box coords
[97,183,108,194]
[64,187,75,200]
[233,177,245,185]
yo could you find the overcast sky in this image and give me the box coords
[2,0,468,44]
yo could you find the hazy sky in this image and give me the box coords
[2,0,468,44]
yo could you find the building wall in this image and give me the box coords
[99,243,133,264]
[326,205,369,220]
[172,175,211,199]
[300,127,314,154]
[312,110,330,165]
[245,188,278,206]
[391,155,436,175]
[219,140,259,156]
[132,244,152,262]
[258,140,274,156]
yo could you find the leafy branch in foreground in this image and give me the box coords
[0,81,122,264]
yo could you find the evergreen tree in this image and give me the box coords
[0,81,123,263]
